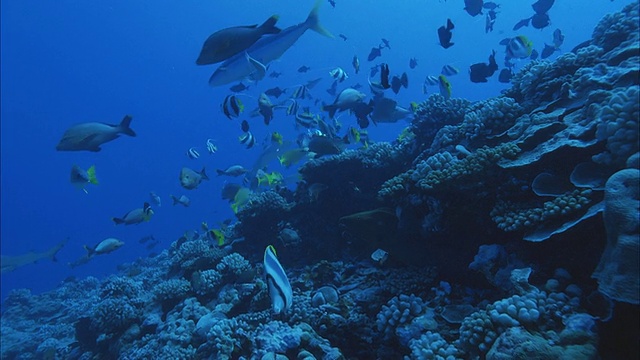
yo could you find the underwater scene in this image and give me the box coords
[1,0,639,359]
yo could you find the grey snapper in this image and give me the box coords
[209,0,333,86]
[56,115,135,152]
[196,15,281,65]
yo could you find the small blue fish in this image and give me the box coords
[187,147,200,159]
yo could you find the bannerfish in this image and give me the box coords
[70,164,98,194]
[180,167,209,190]
[222,95,244,119]
[329,67,348,82]
[241,119,250,133]
[322,88,366,118]
[438,19,455,49]
[170,194,191,207]
[217,165,249,177]
[500,35,533,59]
[263,244,293,314]
[112,202,154,225]
[209,0,333,86]
[206,139,218,154]
[196,15,281,65]
[56,115,135,152]
[84,238,124,257]
[239,131,255,149]
[187,147,200,159]
[441,65,459,76]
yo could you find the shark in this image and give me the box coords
[1,239,67,274]
[209,0,333,87]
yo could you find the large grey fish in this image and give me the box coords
[1,239,67,273]
[56,115,135,152]
[209,0,333,86]
[196,15,281,65]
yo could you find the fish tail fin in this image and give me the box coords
[49,238,68,262]
[118,115,136,137]
[306,0,334,38]
[201,167,210,180]
[322,103,337,118]
[83,244,95,257]
[112,217,125,225]
[87,165,99,185]
[259,15,281,34]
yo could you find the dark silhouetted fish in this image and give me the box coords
[390,73,408,94]
[531,12,550,29]
[380,63,390,89]
[532,0,554,14]
[438,19,455,49]
[409,58,418,69]
[498,68,512,83]
[464,0,484,17]
[196,15,281,65]
[530,49,539,60]
[229,83,249,92]
[513,17,531,30]
[469,50,498,83]
[269,71,282,78]
[483,1,500,10]
[328,0,336,8]
[326,80,338,96]
[485,10,497,33]
[367,46,383,61]
[241,120,250,132]
[298,65,311,73]
[339,33,347,41]
[380,38,391,49]
[541,43,557,59]
[265,86,286,98]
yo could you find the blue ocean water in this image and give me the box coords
[1,0,638,359]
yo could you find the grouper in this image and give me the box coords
[209,0,333,87]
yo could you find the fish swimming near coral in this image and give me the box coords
[209,0,333,86]
[196,15,281,65]
[263,245,293,315]
[1,239,67,274]
[56,115,135,152]
[84,237,124,258]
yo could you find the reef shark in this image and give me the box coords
[209,0,333,86]
[1,239,67,274]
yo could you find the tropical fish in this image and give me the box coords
[196,15,281,65]
[483,2,500,10]
[469,50,498,83]
[323,88,366,118]
[221,182,242,202]
[112,202,154,225]
[206,139,218,154]
[239,131,255,149]
[326,80,338,96]
[328,0,336,8]
[552,28,565,48]
[464,0,484,17]
[308,135,342,157]
[222,95,244,119]
[149,191,161,207]
[352,55,360,74]
[180,167,209,190]
[256,170,284,187]
[298,65,311,73]
[541,44,557,59]
[295,111,320,129]
[84,238,124,257]
[70,165,98,194]
[1,239,67,273]
[380,38,391,49]
[241,119,250,133]
[485,9,497,33]
[438,19,455,49]
[500,35,533,59]
[56,115,135,152]
[329,67,348,82]
[339,33,347,41]
[258,93,276,125]
[438,74,452,100]
[245,52,267,82]
[498,68,512,83]
[229,82,249,93]
[271,132,284,145]
[369,96,412,124]
[532,0,555,14]
[265,86,287,98]
[390,73,408,95]
[285,99,299,116]
[170,194,190,207]
[269,71,282,78]
[291,85,310,99]
[217,165,249,177]
[367,46,382,61]
[278,148,309,168]
[187,147,200,159]
[409,57,418,69]
[263,245,293,315]
[231,187,252,213]
[208,0,333,86]
[441,65,459,76]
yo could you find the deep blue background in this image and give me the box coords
[1,0,631,302]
